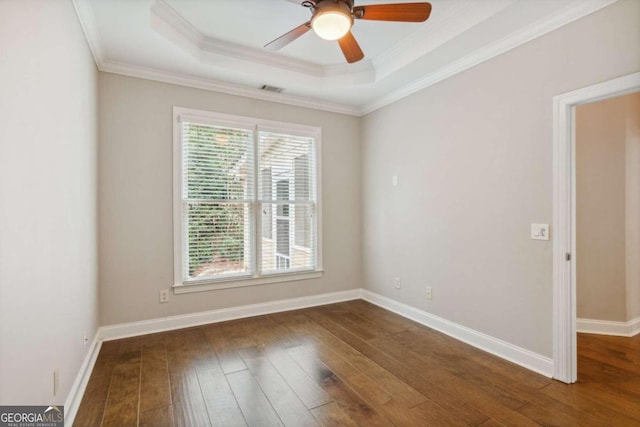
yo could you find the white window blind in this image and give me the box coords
[181,122,253,281]
[174,108,321,288]
[258,131,316,274]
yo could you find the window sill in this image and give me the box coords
[172,270,324,294]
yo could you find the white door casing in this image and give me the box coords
[552,72,640,383]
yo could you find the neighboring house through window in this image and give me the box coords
[173,107,322,292]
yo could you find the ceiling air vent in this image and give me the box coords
[260,85,284,93]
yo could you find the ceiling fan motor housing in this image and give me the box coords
[311,0,355,40]
[266,0,432,64]
[302,0,355,12]
[312,0,354,20]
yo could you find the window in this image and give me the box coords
[173,107,322,292]
[294,154,311,248]
[261,168,272,239]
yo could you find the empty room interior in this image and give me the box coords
[1,0,639,426]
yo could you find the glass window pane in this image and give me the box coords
[184,124,252,201]
[186,202,251,279]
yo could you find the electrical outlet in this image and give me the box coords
[159,289,170,303]
[394,277,401,289]
[53,369,59,396]
[426,286,433,300]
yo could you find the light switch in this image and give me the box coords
[392,175,398,186]
[531,224,550,240]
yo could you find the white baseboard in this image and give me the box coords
[361,290,554,378]
[577,317,640,337]
[64,331,102,427]
[63,289,360,425]
[66,286,557,426]
[100,289,362,341]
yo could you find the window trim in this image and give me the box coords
[172,107,323,293]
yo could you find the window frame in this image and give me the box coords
[172,107,323,294]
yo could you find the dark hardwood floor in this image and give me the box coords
[74,300,640,426]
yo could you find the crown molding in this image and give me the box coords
[71,0,104,65]
[151,0,374,81]
[373,0,516,80]
[361,0,619,115]
[74,0,619,118]
[98,60,364,116]
[150,0,320,75]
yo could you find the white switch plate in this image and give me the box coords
[392,175,398,187]
[531,224,550,240]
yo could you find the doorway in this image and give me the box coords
[552,72,640,383]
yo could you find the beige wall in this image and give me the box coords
[98,73,362,325]
[626,94,640,320]
[0,1,99,405]
[576,94,632,322]
[361,0,640,357]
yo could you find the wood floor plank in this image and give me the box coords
[325,300,409,335]
[227,369,284,427]
[317,305,536,414]
[165,329,212,427]
[264,345,332,410]
[201,322,248,374]
[139,339,171,414]
[310,402,357,427]
[368,335,539,425]
[516,400,609,427]
[403,399,473,427]
[477,419,506,427]
[101,350,141,427]
[565,379,640,417]
[318,309,380,340]
[579,332,640,352]
[577,354,640,394]
[539,381,640,425]
[287,342,392,427]
[341,299,419,333]
[578,338,640,372]
[73,341,120,427]
[293,343,465,426]
[399,326,551,390]
[288,344,389,407]
[593,332,640,345]
[76,302,640,427]
[250,313,315,350]
[379,335,526,409]
[304,306,492,425]
[273,308,428,408]
[196,364,247,426]
[239,347,318,427]
[139,405,174,427]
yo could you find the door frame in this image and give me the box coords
[552,72,640,383]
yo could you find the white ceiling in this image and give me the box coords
[73,0,616,115]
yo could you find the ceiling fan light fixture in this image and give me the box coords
[311,2,353,40]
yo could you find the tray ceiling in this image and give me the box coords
[73,0,617,115]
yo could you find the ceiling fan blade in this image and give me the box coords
[264,22,311,50]
[354,3,432,22]
[337,31,364,64]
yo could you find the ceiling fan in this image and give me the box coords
[265,0,432,64]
